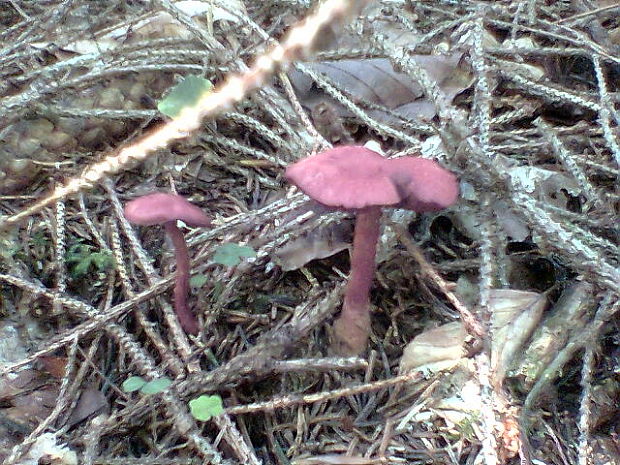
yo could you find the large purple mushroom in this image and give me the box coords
[124,192,211,335]
[285,146,458,355]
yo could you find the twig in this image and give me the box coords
[388,220,485,341]
[592,53,620,167]
[557,3,620,24]
[225,369,424,415]
[272,356,368,373]
[523,291,619,415]
[577,338,596,465]
[53,198,67,312]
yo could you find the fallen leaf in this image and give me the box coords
[13,432,77,465]
[508,281,592,390]
[0,370,37,401]
[310,101,354,144]
[289,54,470,126]
[508,165,582,209]
[274,221,352,271]
[66,387,108,428]
[489,289,547,387]
[493,200,531,242]
[1,374,58,433]
[500,37,546,81]
[399,321,467,374]
[38,356,68,379]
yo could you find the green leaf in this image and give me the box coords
[189,274,209,289]
[158,75,213,118]
[32,231,50,248]
[66,244,113,278]
[212,281,225,301]
[72,259,92,278]
[213,243,256,267]
[66,244,91,263]
[140,377,172,394]
[91,252,113,270]
[189,395,224,421]
[122,376,146,392]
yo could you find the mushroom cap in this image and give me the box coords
[285,146,459,212]
[285,146,401,209]
[124,192,211,227]
[386,157,459,212]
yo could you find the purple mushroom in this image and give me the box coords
[124,192,211,335]
[285,146,459,355]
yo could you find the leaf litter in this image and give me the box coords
[0,1,619,464]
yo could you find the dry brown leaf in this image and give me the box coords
[501,38,546,80]
[274,221,352,271]
[38,356,68,379]
[359,3,421,49]
[399,321,467,374]
[490,289,548,387]
[508,281,592,390]
[1,384,58,434]
[592,436,620,465]
[0,370,37,401]
[610,25,620,45]
[66,386,109,428]
[311,101,354,145]
[289,53,470,126]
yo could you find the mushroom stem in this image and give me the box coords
[333,206,381,355]
[164,221,199,335]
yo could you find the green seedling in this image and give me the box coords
[122,376,172,395]
[213,243,256,267]
[66,243,113,278]
[140,378,172,394]
[158,75,213,118]
[189,274,209,289]
[189,394,224,421]
[121,376,147,392]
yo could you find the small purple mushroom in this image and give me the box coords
[124,192,211,335]
[285,146,458,355]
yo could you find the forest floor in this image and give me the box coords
[0,1,619,464]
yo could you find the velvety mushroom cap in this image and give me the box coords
[124,192,211,227]
[285,146,459,212]
[386,157,459,212]
[285,146,401,209]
